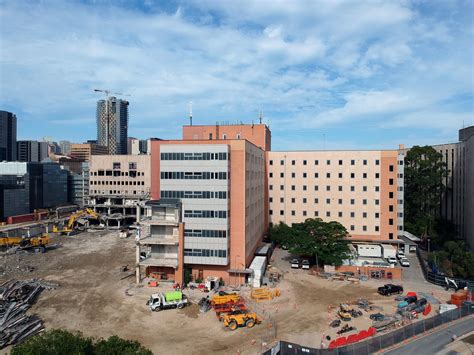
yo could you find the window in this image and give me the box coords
[326,185,330,191]
[314,185,319,191]
[113,162,121,169]
[315,160,319,165]
[338,199,342,204]
[326,160,331,165]
[375,212,379,218]
[389,178,394,185]
[303,172,307,178]
[389,192,394,198]
[222,134,227,139]
[338,186,343,191]
[375,199,380,205]
[389,233,394,240]
[291,198,296,203]
[363,212,367,218]
[269,185,273,190]
[303,211,307,216]
[389,219,394,225]
[389,205,394,212]
[375,186,380,192]
[303,185,307,191]
[351,160,355,165]
[389,165,394,172]
[314,173,319,178]
[339,160,343,165]
[291,210,295,216]
[314,198,319,203]
[363,226,367,231]
[363,186,367,192]
[326,198,331,204]
[291,185,295,191]
[338,212,343,217]
[314,211,319,217]
[375,173,380,178]
[338,173,343,178]
[351,173,355,178]
[280,172,284,178]
[280,197,284,203]
[326,211,331,217]
[269,172,273,178]
[129,162,137,170]
[236,133,240,139]
[350,225,355,231]
[280,160,284,165]
[303,198,307,203]
[363,159,367,165]
[280,210,284,216]
[375,226,379,232]
[375,159,380,165]
[269,160,273,165]
[350,199,355,205]
[209,133,213,140]
[269,197,273,203]
[292,172,296,178]
[303,160,307,165]
[350,212,355,218]
[363,173,367,179]
[351,186,355,192]
[326,172,331,178]
[292,160,296,165]
[363,199,367,205]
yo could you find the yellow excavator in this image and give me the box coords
[52,208,101,235]
[0,234,50,252]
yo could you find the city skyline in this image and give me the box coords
[0,0,473,151]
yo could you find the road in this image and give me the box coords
[401,252,427,284]
[384,316,474,354]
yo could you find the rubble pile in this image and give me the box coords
[0,279,58,348]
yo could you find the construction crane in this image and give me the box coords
[93,89,131,149]
[53,208,102,236]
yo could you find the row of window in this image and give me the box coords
[184,249,227,258]
[269,209,402,219]
[111,162,137,170]
[160,171,228,180]
[91,180,145,186]
[92,170,144,177]
[270,184,386,192]
[184,229,227,238]
[269,195,398,204]
[161,152,228,161]
[90,190,142,195]
[269,172,403,181]
[183,210,228,218]
[269,159,402,168]
[161,190,227,199]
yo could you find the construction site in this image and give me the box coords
[0,206,468,354]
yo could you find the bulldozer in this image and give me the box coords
[0,234,50,252]
[337,303,353,321]
[223,312,260,331]
[53,208,101,235]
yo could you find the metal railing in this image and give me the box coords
[263,303,474,355]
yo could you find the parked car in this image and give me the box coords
[399,258,410,267]
[396,250,405,259]
[378,284,404,296]
[369,313,387,321]
[281,244,289,250]
[387,256,397,264]
[290,259,300,269]
[301,260,310,270]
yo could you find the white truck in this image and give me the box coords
[382,245,397,263]
[148,291,188,311]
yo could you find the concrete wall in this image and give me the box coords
[266,150,402,241]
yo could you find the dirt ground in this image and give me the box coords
[0,232,452,354]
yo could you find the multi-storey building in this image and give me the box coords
[67,162,89,207]
[70,143,108,162]
[88,155,151,228]
[0,111,17,162]
[430,126,474,250]
[96,97,129,155]
[266,150,405,242]
[148,137,266,284]
[17,140,49,162]
[127,137,140,155]
[59,140,71,156]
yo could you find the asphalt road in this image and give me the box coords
[384,316,474,354]
[401,252,427,284]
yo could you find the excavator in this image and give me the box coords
[52,208,101,235]
[0,234,50,252]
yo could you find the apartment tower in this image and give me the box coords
[96,97,129,155]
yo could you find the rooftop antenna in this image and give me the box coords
[259,110,263,124]
[189,101,193,126]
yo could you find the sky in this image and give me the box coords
[0,0,473,151]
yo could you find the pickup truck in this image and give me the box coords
[377,284,404,296]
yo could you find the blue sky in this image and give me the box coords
[0,0,473,150]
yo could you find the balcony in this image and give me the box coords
[139,256,178,268]
[139,235,179,245]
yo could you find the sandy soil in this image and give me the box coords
[0,232,452,355]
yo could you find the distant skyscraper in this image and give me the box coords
[59,140,72,155]
[96,97,129,155]
[17,141,49,162]
[0,111,17,161]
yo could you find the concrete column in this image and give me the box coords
[136,206,141,223]
[136,227,141,284]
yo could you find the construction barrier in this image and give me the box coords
[250,288,281,302]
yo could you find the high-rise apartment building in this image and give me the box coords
[96,97,129,155]
[59,140,72,155]
[266,150,405,242]
[17,140,49,162]
[0,111,17,161]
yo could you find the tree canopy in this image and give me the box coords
[404,145,447,238]
[11,330,152,355]
[269,218,351,266]
[428,241,474,279]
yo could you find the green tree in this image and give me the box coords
[404,146,447,238]
[11,330,153,355]
[11,329,93,355]
[269,218,351,266]
[428,241,474,279]
[94,336,152,355]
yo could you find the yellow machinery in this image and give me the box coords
[211,293,241,306]
[250,288,281,302]
[53,208,100,235]
[223,312,259,331]
[337,303,352,321]
[0,234,50,251]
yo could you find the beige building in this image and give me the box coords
[266,150,404,242]
[70,143,108,162]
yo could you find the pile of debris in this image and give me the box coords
[0,279,58,348]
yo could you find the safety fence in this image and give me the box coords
[263,303,474,355]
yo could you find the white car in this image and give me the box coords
[400,258,410,267]
[302,260,310,270]
[290,259,300,269]
[396,251,405,259]
[387,256,397,264]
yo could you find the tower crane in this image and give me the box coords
[93,89,131,150]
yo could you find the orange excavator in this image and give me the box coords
[52,208,101,235]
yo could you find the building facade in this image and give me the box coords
[59,140,71,156]
[96,97,129,155]
[70,143,108,162]
[67,162,89,207]
[128,137,140,155]
[266,150,404,242]
[17,141,49,162]
[0,111,17,162]
[0,162,29,220]
[149,137,266,284]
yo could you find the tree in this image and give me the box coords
[404,146,447,238]
[428,241,474,279]
[269,218,351,266]
[11,330,152,355]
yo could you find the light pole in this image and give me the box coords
[234,254,241,286]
